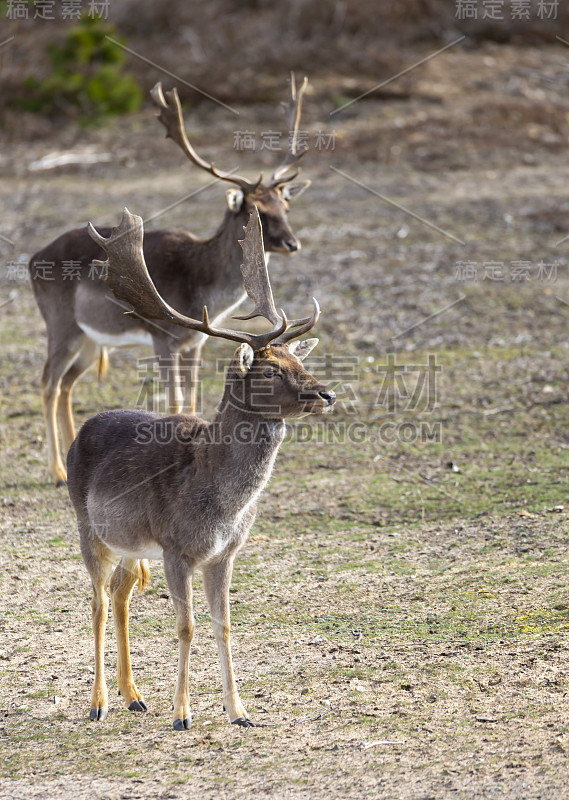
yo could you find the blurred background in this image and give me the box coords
[2,0,568,134]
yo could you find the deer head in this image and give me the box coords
[221,340,334,420]
[151,74,311,253]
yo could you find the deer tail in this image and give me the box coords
[97,348,109,381]
[138,559,150,594]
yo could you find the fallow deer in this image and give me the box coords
[66,207,335,730]
[30,75,311,485]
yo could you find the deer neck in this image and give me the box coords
[208,401,285,509]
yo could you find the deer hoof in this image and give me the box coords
[231,716,255,728]
[55,479,67,488]
[89,706,108,721]
[128,699,148,712]
[173,716,192,731]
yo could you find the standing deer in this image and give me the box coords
[30,75,311,485]
[66,208,335,730]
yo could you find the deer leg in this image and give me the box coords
[179,343,203,415]
[58,339,98,453]
[202,557,253,727]
[82,540,114,722]
[163,554,194,730]
[152,339,183,415]
[110,558,148,713]
[41,340,84,485]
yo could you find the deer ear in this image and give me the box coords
[234,343,254,376]
[226,188,244,212]
[281,180,311,202]
[288,338,319,361]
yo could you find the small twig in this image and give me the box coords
[241,705,338,729]
[290,707,334,726]
[0,291,17,310]
[480,398,566,417]
[472,677,489,694]
[359,739,405,750]
[399,465,457,501]
[526,397,565,410]
[482,405,516,416]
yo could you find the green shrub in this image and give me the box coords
[12,16,143,120]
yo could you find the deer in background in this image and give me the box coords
[30,74,311,485]
[67,208,335,730]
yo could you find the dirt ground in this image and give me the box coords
[3,38,569,799]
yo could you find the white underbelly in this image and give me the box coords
[78,322,153,348]
[108,542,164,560]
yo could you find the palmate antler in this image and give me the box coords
[87,208,319,352]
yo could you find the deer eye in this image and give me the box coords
[264,368,278,378]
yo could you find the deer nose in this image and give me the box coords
[319,390,336,405]
[284,238,300,252]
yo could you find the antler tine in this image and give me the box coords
[88,208,288,351]
[151,82,262,193]
[270,73,309,187]
[277,298,320,344]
